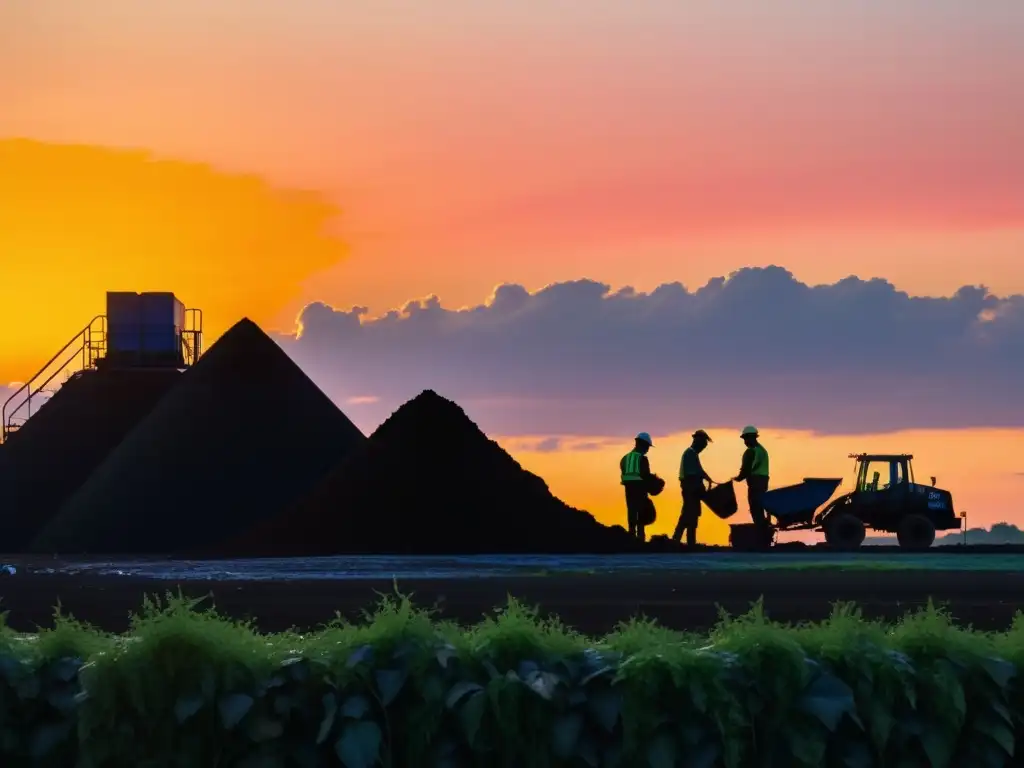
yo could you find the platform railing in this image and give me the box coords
[1,316,107,443]
[182,308,204,367]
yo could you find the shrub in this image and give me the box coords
[0,591,1022,766]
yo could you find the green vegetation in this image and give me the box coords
[1,591,1023,767]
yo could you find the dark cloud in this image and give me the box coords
[512,437,621,453]
[276,267,1024,437]
[572,441,612,452]
[503,437,619,454]
[530,437,562,453]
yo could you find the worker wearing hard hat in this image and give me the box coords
[734,426,771,546]
[620,432,656,541]
[674,430,715,545]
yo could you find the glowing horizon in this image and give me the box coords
[3,0,1022,534]
[501,427,1024,546]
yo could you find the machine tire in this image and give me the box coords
[897,514,935,551]
[825,514,866,551]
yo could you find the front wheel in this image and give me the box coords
[897,514,935,551]
[824,514,866,551]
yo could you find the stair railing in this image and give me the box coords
[2,315,107,443]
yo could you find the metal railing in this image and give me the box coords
[2,306,205,443]
[2,316,107,442]
[182,308,204,367]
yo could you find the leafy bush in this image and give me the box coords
[0,591,1023,766]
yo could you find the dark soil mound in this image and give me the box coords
[32,319,366,554]
[225,390,640,556]
[0,368,181,551]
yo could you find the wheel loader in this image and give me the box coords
[735,453,961,551]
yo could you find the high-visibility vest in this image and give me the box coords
[679,447,700,479]
[621,451,643,483]
[751,444,769,476]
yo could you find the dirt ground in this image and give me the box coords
[2,570,1023,635]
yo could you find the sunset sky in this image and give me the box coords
[3,0,1022,543]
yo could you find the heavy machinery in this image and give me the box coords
[737,453,961,551]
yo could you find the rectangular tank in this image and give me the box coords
[139,293,185,353]
[105,291,185,365]
[106,292,140,328]
[106,292,143,356]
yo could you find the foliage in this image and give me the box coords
[0,591,1023,766]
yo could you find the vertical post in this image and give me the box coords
[960,511,967,546]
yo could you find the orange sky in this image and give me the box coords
[0,140,345,381]
[2,0,1023,539]
[503,428,1024,545]
[4,0,1024,331]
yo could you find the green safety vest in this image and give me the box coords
[679,447,700,480]
[621,451,643,483]
[751,444,769,476]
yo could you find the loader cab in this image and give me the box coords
[849,453,915,522]
[853,454,912,493]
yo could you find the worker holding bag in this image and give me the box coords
[674,430,715,545]
[620,432,660,542]
[734,425,772,547]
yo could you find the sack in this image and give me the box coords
[647,474,666,496]
[704,481,739,519]
[639,498,657,526]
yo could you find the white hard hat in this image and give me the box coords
[635,432,653,446]
[741,425,759,437]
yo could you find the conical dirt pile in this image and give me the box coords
[33,318,366,554]
[0,368,182,551]
[225,389,638,555]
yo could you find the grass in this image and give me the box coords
[3,589,1024,766]
[1,585,1022,660]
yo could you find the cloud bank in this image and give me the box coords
[278,267,1023,437]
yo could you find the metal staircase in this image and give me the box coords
[2,316,107,442]
[1,305,204,443]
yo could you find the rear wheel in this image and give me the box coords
[825,514,866,551]
[897,514,935,551]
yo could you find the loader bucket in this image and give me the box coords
[762,477,843,527]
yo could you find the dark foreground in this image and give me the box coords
[2,569,1024,635]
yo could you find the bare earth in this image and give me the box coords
[2,569,1023,635]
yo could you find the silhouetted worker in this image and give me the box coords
[734,425,771,547]
[674,430,714,545]
[620,432,656,541]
